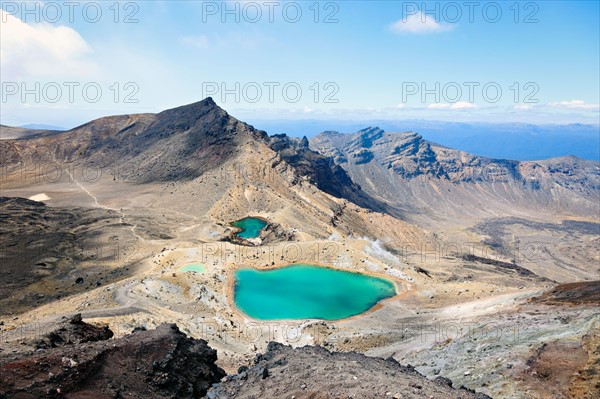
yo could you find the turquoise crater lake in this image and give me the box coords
[232,217,268,239]
[179,263,206,273]
[233,264,397,320]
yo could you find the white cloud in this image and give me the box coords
[0,10,96,80]
[390,12,454,34]
[180,35,209,49]
[549,100,599,110]
[514,104,534,110]
[427,103,450,109]
[428,101,477,110]
[451,102,477,109]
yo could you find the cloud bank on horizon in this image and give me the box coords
[0,1,598,128]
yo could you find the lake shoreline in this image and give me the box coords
[227,262,412,323]
[230,216,269,239]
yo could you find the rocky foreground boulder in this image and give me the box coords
[1,316,491,398]
[208,342,491,399]
[0,316,226,398]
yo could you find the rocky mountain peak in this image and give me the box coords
[357,126,385,136]
[321,130,343,136]
[300,135,310,148]
[313,128,448,178]
[156,97,222,119]
[0,97,270,182]
[351,126,385,149]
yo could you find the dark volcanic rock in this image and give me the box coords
[208,342,490,399]
[0,320,226,399]
[350,148,374,164]
[34,313,113,349]
[530,281,600,306]
[385,132,449,179]
[268,133,360,198]
[461,253,539,278]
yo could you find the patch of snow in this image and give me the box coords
[28,193,50,201]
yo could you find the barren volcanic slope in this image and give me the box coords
[1,99,599,398]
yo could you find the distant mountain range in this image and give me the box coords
[248,119,600,161]
[19,124,66,131]
[311,127,599,223]
[7,119,599,161]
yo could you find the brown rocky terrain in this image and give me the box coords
[208,341,491,399]
[0,125,64,140]
[0,99,267,183]
[0,316,226,398]
[0,197,151,315]
[529,280,600,306]
[0,315,491,399]
[0,99,421,245]
[1,99,598,399]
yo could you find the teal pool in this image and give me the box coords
[233,264,397,320]
[232,217,268,239]
[179,263,206,273]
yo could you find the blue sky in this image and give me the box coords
[1,1,599,128]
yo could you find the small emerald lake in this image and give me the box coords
[233,264,397,320]
[232,217,267,239]
[179,263,206,273]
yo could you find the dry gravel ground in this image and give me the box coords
[208,342,491,399]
